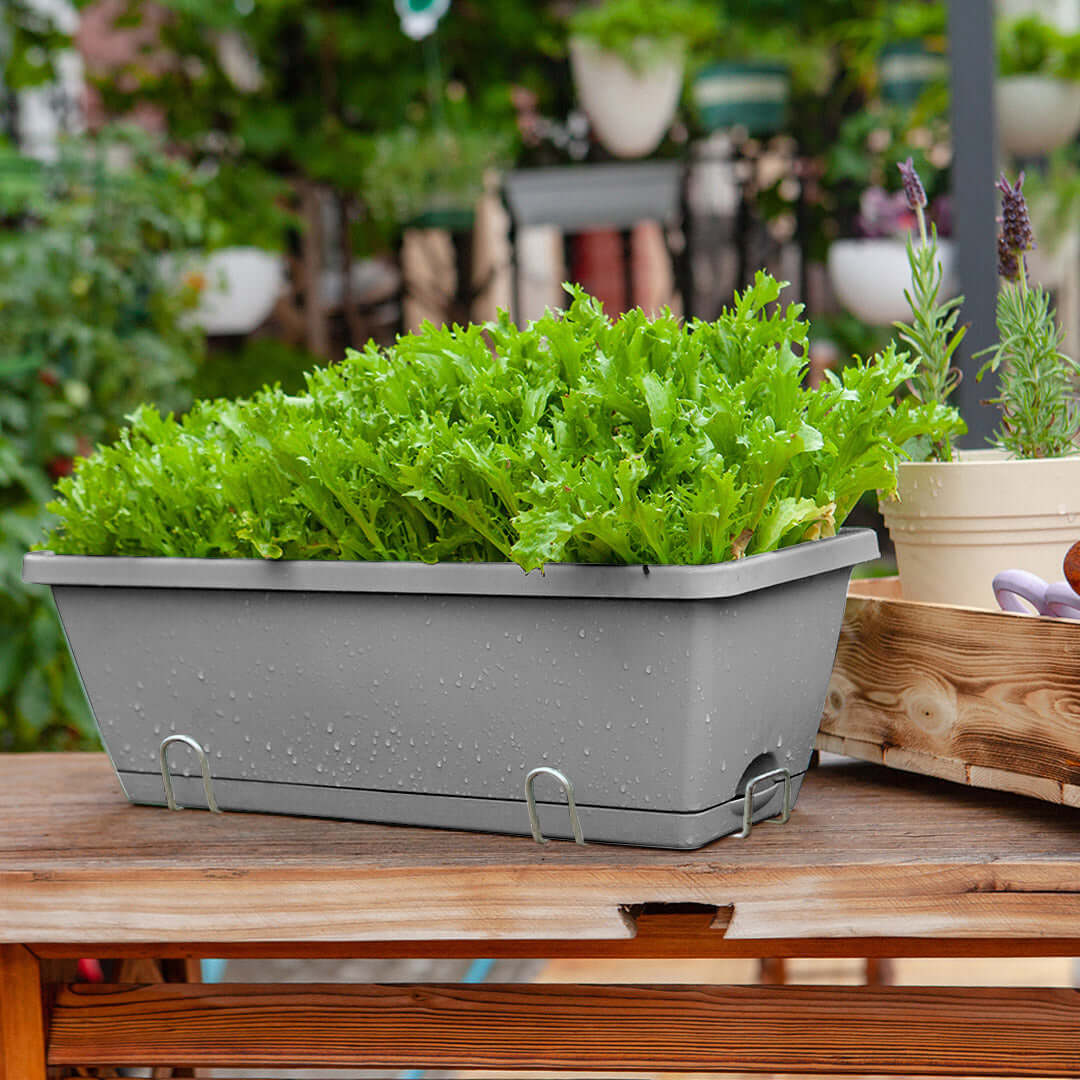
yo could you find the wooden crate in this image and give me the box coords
[818,577,1080,808]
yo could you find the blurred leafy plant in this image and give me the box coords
[360,124,512,245]
[568,0,718,69]
[823,103,950,245]
[190,337,322,402]
[0,0,83,92]
[92,1,560,194]
[997,15,1080,81]
[1022,143,1080,256]
[0,128,210,750]
[199,159,301,252]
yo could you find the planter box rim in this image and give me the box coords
[24,527,877,601]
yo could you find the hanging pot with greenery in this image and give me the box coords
[567,0,714,158]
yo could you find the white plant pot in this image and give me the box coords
[881,449,1080,610]
[569,36,684,159]
[997,75,1080,157]
[827,238,956,327]
[162,247,285,336]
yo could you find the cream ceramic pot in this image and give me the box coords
[569,36,684,159]
[881,449,1080,609]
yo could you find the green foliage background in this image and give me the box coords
[0,131,213,750]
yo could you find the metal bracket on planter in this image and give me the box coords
[524,766,585,846]
[159,734,222,814]
[737,767,792,840]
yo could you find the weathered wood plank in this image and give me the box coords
[817,732,1080,808]
[7,864,1080,943]
[0,944,47,1080]
[4,754,1080,944]
[821,578,1080,805]
[723,894,1080,939]
[48,982,1080,1075]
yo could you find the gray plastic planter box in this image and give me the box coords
[24,528,876,848]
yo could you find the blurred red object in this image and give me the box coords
[76,958,104,982]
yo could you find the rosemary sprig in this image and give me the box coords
[976,173,1080,459]
[893,158,967,462]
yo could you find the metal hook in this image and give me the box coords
[737,767,792,839]
[159,734,222,813]
[524,766,585,845]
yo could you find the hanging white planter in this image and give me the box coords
[569,36,684,159]
[162,247,285,336]
[827,237,956,327]
[997,75,1080,157]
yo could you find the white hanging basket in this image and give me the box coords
[162,247,285,336]
[997,75,1080,157]
[827,237,956,327]
[569,36,684,159]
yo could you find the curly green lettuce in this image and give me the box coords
[43,274,960,570]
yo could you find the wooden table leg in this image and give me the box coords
[0,944,47,1080]
[758,958,787,985]
[866,957,895,986]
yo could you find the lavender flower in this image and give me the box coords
[997,172,1034,257]
[997,231,1021,283]
[898,157,927,211]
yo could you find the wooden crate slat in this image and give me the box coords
[821,578,1080,805]
[48,981,1080,1075]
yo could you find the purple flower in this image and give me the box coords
[997,172,1035,255]
[997,231,1021,283]
[898,157,927,211]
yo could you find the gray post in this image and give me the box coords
[947,0,1000,446]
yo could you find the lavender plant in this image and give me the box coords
[977,174,1080,459]
[893,157,967,462]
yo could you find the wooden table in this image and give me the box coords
[2,753,1079,1077]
